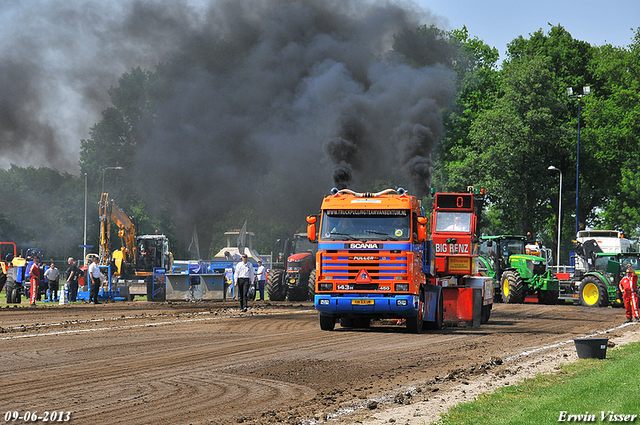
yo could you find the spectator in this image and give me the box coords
[44,262,60,302]
[234,254,254,312]
[88,256,102,304]
[66,257,80,302]
[256,260,266,301]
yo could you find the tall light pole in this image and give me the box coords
[102,166,124,194]
[548,166,562,269]
[83,173,88,265]
[567,86,591,235]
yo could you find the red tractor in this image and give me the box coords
[266,233,317,301]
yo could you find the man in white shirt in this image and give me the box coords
[256,260,266,301]
[44,262,60,302]
[234,254,254,312]
[88,256,102,304]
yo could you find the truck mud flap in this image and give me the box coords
[442,287,481,327]
[423,285,442,323]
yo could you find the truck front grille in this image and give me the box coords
[320,251,408,282]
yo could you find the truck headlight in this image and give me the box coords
[319,299,330,305]
[395,283,409,292]
[319,283,333,291]
[396,299,408,306]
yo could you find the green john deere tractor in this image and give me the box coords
[573,251,636,307]
[478,235,559,304]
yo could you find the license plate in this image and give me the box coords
[352,299,374,305]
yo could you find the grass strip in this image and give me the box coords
[437,341,640,425]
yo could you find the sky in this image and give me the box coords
[418,0,639,61]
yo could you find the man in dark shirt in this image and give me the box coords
[66,257,80,302]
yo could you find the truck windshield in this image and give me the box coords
[320,211,411,241]
[434,212,471,232]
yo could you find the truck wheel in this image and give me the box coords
[266,270,286,301]
[339,317,354,328]
[481,304,491,324]
[406,294,424,334]
[353,317,371,328]
[319,314,335,331]
[537,290,559,305]
[501,271,525,304]
[307,270,316,301]
[579,276,608,307]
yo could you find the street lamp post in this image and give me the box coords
[548,166,562,269]
[101,166,124,194]
[83,173,88,266]
[567,86,591,235]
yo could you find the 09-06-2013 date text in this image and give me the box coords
[4,411,71,422]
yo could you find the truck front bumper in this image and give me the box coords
[314,294,419,317]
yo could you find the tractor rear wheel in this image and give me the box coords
[10,287,20,304]
[319,314,335,331]
[307,270,316,301]
[579,276,608,307]
[266,269,286,301]
[501,271,525,304]
[6,285,13,303]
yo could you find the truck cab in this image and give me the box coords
[308,188,434,333]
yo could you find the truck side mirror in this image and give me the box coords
[417,216,428,243]
[306,216,317,242]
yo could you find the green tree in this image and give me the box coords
[0,165,83,260]
[433,26,500,194]
[589,28,640,240]
[458,51,570,241]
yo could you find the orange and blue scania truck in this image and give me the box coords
[306,187,492,332]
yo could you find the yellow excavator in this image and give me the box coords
[98,193,172,299]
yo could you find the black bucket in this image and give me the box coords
[574,338,608,359]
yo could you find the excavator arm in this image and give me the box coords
[99,193,137,270]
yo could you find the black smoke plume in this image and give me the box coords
[0,0,456,250]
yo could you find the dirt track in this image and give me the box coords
[0,300,635,424]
